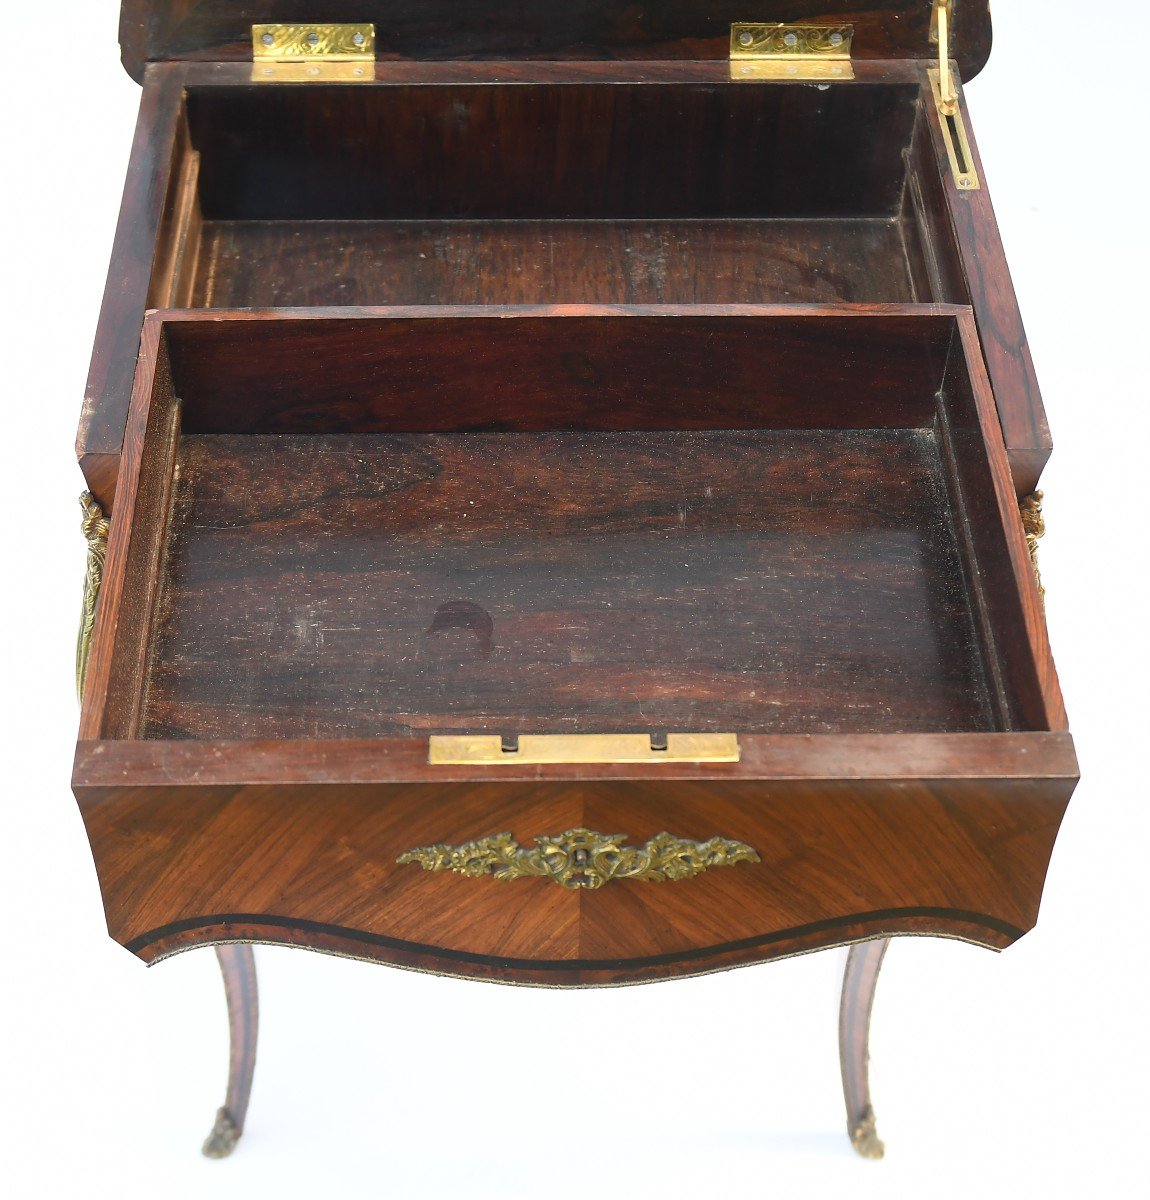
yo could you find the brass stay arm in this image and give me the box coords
[928,1,978,190]
[933,1,958,116]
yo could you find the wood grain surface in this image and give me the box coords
[917,74,1052,493]
[161,306,955,435]
[187,82,918,222]
[78,65,187,508]
[73,751,1072,982]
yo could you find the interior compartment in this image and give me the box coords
[92,309,1047,742]
[153,82,964,308]
[147,425,991,738]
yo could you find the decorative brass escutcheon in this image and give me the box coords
[397,827,760,890]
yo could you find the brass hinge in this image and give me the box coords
[252,22,375,82]
[730,23,854,81]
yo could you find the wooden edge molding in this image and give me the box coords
[122,301,981,324]
[124,908,1022,984]
[73,733,1079,788]
[950,313,1066,733]
[918,74,1053,494]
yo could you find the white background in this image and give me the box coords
[1,3,1145,1196]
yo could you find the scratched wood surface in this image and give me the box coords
[189,218,917,308]
[142,427,994,740]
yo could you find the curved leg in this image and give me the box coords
[839,938,890,1160]
[203,945,259,1159]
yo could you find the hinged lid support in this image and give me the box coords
[730,23,854,81]
[928,2,979,191]
[931,1,958,115]
[928,67,980,191]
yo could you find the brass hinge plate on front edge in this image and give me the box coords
[429,733,740,766]
[730,23,854,81]
[252,23,375,82]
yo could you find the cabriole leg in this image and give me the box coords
[202,945,259,1159]
[839,938,890,1160]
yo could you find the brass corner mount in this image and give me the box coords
[76,492,110,700]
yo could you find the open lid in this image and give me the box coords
[120,2,991,83]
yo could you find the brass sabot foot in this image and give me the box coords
[202,1107,242,1159]
[849,1106,885,1160]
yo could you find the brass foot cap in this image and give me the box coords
[849,1107,885,1160]
[202,1107,242,1159]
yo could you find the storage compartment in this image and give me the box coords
[90,59,1052,511]
[84,306,1051,745]
[156,82,957,308]
[74,301,1072,976]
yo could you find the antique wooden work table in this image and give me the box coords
[72,1,1077,1160]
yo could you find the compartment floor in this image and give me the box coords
[187,218,918,307]
[143,429,992,739]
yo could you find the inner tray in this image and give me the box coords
[82,306,1054,747]
[156,82,945,309]
[143,427,989,739]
